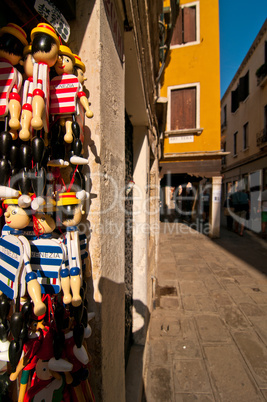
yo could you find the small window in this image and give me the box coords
[231,88,239,113]
[170,86,196,130]
[222,104,227,128]
[233,132,237,156]
[231,71,249,113]
[239,71,249,101]
[243,122,248,150]
[171,4,197,46]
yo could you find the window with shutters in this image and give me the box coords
[171,1,199,47]
[167,84,200,132]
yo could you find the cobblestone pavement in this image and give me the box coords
[143,222,267,402]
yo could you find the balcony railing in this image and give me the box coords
[256,128,267,147]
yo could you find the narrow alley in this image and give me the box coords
[143,222,267,401]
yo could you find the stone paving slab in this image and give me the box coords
[143,223,267,401]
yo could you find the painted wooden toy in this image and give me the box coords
[9,310,45,402]
[57,191,85,307]
[30,201,70,301]
[0,196,46,317]
[24,325,71,402]
[0,23,28,131]
[30,23,60,133]
[50,45,93,145]
[73,54,91,145]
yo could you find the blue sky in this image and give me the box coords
[219,0,267,98]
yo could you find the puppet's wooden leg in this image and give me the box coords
[19,108,32,141]
[73,384,86,402]
[64,118,73,143]
[9,99,21,130]
[31,93,44,130]
[61,274,72,305]
[26,276,46,317]
[70,272,82,307]
[18,382,28,402]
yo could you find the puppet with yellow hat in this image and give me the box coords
[0,193,46,318]
[30,23,60,133]
[50,45,93,147]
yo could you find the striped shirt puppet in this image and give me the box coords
[30,23,60,133]
[0,197,46,317]
[50,45,93,144]
[0,23,28,132]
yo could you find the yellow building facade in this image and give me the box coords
[160,0,223,237]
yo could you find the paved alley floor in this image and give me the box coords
[143,222,267,402]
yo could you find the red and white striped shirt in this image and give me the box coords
[0,59,21,117]
[50,73,82,115]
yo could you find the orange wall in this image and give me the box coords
[161,0,221,154]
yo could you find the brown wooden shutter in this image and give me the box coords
[184,6,196,43]
[171,9,183,45]
[171,87,196,130]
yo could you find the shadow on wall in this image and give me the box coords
[86,276,150,402]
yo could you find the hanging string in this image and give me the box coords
[21,14,39,29]
[32,214,44,237]
[41,293,54,323]
[67,165,79,192]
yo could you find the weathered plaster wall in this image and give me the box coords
[69,0,125,400]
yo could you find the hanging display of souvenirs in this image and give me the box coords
[0,16,95,402]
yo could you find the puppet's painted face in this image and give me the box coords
[4,205,30,229]
[55,55,74,75]
[62,205,82,227]
[76,68,86,84]
[34,213,56,234]
[35,360,53,380]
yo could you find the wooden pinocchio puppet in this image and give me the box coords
[30,23,60,133]
[9,311,46,402]
[73,54,91,146]
[30,198,69,300]
[23,325,72,402]
[50,45,93,145]
[56,191,85,307]
[1,195,46,317]
[0,23,28,132]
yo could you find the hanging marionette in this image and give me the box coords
[56,191,88,307]
[50,45,93,156]
[9,307,45,402]
[23,325,72,402]
[30,23,60,134]
[73,54,93,144]
[0,23,28,133]
[29,198,70,302]
[0,195,46,317]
